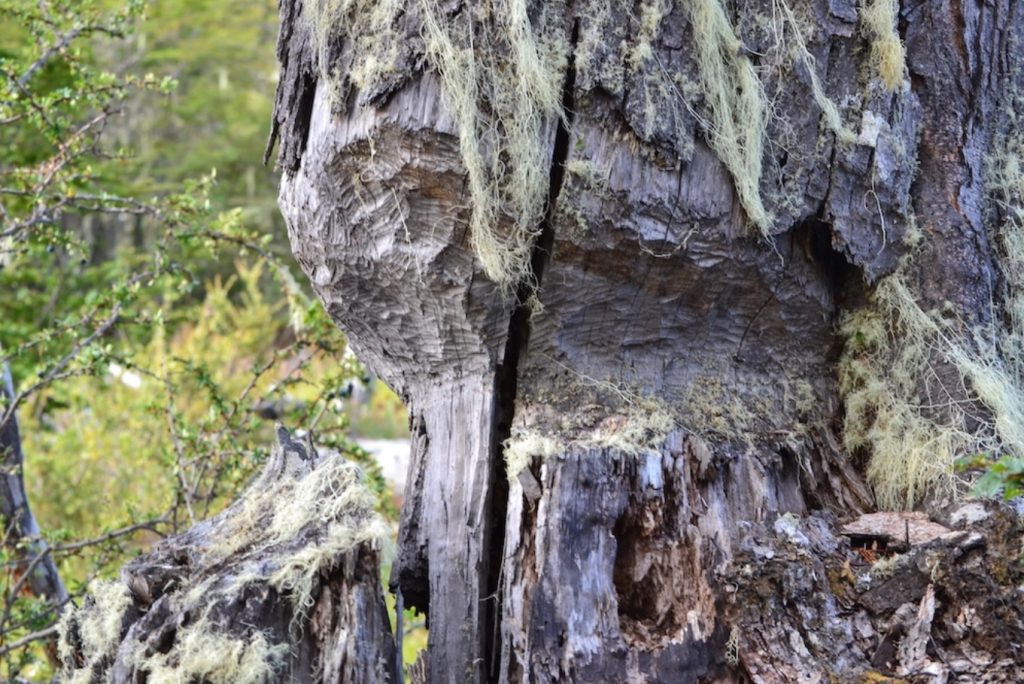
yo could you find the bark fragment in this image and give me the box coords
[725,504,1024,683]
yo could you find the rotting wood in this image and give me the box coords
[264,0,1024,681]
[57,428,396,683]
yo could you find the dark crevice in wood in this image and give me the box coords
[484,17,580,683]
[783,216,871,507]
[788,215,865,322]
[611,501,681,637]
[777,445,806,512]
[263,117,279,167]
[265,0,318,171]
[290,71,318,170]
[609,471,727,679]
[895,0,910,46]
[391,415,430,617]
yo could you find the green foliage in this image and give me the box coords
[23,261,349,536]
[116,0,282,229]
[349,381,410,440]
[0,1,407,678]
[957,454,1024,501]
[381,578,428,677]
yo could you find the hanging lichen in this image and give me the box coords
[686,0,773,233]
[419,0,569,295]
[860,0,907,91]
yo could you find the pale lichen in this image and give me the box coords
[60,442,388,680]
[307,0,910,273]
[860,0,907,91]
[135,616,289,684]
[771,0,858,144]
[686,0,772,233]
[838,271,1024,509]
[57,580,132,684]
[419,0,569,295]
[504,430,563,480]
[504,385,677,480]
[203,453,389,632]
[838,113,1024,508]
[307,0,405,109]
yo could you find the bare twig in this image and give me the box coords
[17,25,84,86]
[49,518,168,555]
[0,301,124,431]
[0,625,58,656]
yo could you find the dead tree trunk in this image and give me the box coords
[270,0,1024,681]
[0,362,68,625]
[57,428,396,683]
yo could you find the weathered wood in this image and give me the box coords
[279,68,517,680]
[57,429,396,683]
[723,502,1024,682]
[0,363,68,617]
[270,0,1024,681]
[264,0,317,172]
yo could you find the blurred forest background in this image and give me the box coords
[0,1,417,679]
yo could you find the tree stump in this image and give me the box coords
[57,429,396,683]
[266,0,1024,681]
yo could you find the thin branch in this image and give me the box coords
[0,361,69,637]
[0,625,57,656]
[49,517,168,555]
[17,25,83,86]
[0,301,123,431]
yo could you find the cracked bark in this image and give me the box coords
[273,0,1024,682]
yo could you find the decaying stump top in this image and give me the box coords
[57,428,395,684]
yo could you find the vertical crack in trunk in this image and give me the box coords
[482,16,579,682]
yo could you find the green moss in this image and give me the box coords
[503,373,677,479]
[682,374,775,440]
[553,201,591,240]
[858,672,909,684]
[565,159,611,194]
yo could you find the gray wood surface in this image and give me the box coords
[270,0,1024,681]
[57,430,396,683]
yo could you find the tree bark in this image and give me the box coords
[57,428,396,683]
[270,0,1024,681]
[0,363,69,623]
